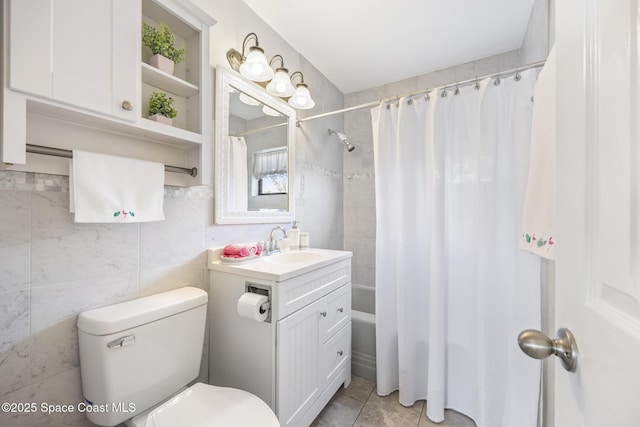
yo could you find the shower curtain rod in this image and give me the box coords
[297,59,546,124]
[231,121,288,137]
[223,60,547,136]
[26,144,198,177]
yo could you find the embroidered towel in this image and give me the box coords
[70,150,165,223]
[520,46,556,259]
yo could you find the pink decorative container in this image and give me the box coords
[149,54,174,75]
[148,114,173,126]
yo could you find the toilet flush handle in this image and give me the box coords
[107,335,135,349]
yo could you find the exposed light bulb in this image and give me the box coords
[275,82,287,93]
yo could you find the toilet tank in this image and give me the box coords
[77,287,208,427]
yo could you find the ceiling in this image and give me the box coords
[240,0,536,94]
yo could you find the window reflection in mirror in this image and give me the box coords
[254,146,288,199]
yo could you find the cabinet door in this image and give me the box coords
[52,0,139,120]
[277,297,322,427]
[8,0,52,97]
[8,0,139,121]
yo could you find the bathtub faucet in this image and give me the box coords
[267,226,288,255]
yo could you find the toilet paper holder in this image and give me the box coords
[246,283,272,323]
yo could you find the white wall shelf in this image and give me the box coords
[141,63,199,98]
[28,99,202,148]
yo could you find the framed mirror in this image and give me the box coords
[214,69,296,224]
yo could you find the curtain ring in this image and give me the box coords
[494,75,501,86]
[514,71,522,81]
[441,86,448,98]
[425,89,430,101]
[407,96,413,105]
[474,79,481,90]
[454,85,460,95]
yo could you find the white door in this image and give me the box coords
[555,0,640,426]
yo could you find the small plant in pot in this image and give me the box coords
[142,21,185,75]
[148,92,177,126]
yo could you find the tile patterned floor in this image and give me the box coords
[311,375,477,427]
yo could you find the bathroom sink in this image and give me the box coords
[208,248,352,281]
[262,251,324,265]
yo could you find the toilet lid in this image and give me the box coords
[142,383,280,427]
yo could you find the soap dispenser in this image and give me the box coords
[289,221,300,250]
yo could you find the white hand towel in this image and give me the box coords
[520,46,556,259]
[70,150,165,223]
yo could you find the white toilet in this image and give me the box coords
[77,287,280,427]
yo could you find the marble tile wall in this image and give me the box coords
[0,173,211,427]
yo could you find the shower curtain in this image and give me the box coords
[229,136,248,211]
[373,70,541,427]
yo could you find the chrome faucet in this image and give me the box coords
[267,226,288,255]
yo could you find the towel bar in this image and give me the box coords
[26,144,198,177]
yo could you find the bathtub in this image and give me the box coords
[351,284,376,382]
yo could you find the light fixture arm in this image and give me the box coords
[269,54,285,68]
[240,32,260,57]
[290,71,305,85]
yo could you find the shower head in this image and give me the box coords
[328,129,356,152]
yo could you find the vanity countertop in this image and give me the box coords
[207,247,352,281]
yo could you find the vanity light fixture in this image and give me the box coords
[227,33,274,82]
[266,55,296,97]
[227,35,314,110]
[288,71,315,110]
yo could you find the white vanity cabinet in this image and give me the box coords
[2,0,214,185]
[208,249,353,427]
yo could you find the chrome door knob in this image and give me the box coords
[518,328,579,373]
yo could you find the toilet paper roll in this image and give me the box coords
[237,293,269,322]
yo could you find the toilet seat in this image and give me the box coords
[128,382,280,427]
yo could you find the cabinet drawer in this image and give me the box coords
[321,285,351,342]
[277,259,351,320]
[321,322,351,388]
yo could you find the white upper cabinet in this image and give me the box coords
[9,0,139,121]
[3,0,215,185]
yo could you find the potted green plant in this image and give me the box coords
[142,21,186,75]
[148,92,177,126]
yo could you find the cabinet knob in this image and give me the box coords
[320,311,327,317]
[337,307,344,313]
[337,350,344,356]
[121,100,134,111]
